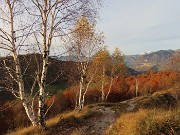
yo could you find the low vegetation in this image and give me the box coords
[105,108,180,135]
[6,87,180,135]
[0,70,179,134]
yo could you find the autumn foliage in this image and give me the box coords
[0,53,179,133]
[126,70,180,97]
[63,70,179,108]
[0,70,179,133]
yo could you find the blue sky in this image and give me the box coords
[97,0,180,55]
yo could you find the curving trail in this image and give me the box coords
[79,107,116,135]
[78,102,136,135]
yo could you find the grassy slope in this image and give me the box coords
[105,108,180,135]
[8,87,180,135]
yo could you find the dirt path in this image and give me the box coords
[126,101,136,111]
[79,106,116,135]
[78,101,136,135]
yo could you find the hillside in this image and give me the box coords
[125,49,180,71]
[53,49,180,73]
[7,87,179,135]
[0,53,179,135]
[0,54,79,102]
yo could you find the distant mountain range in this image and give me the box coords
[125,49,180,71]
[51,49,180,72]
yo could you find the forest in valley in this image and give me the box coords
[0,0,180,135]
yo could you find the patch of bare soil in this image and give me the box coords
[78,106,116,135]
[46,101,137,135]
[125,101,136,112]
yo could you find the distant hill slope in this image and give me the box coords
[0,54,79,102]
[125,49,180,71]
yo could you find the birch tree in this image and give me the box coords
[0,0,38,127]
[91,49,111,102]
[67,16,104,110]
[0,0,101,129]
[105,48,127,101]
[91,48,128,102]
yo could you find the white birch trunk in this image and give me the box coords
[101,66,105,102]
[14,54,38,126]
[105,76,113,101]
[37,1,49,128]
[135,78,139,98]
[78,76,84,110]
[7,1,38,126]
[81,69,97,109]
[38,64,47,129]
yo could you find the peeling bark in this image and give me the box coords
[38,40,49,129]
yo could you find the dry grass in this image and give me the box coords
[104,88,180,135]
[104,109,146,135]
[7,126,34,135]
[7,88,180,135]
[105,108,180,135]
[7,106,96,135]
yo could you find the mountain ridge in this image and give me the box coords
[125,49,180,71]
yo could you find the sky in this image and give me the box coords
[97,0,180,55]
